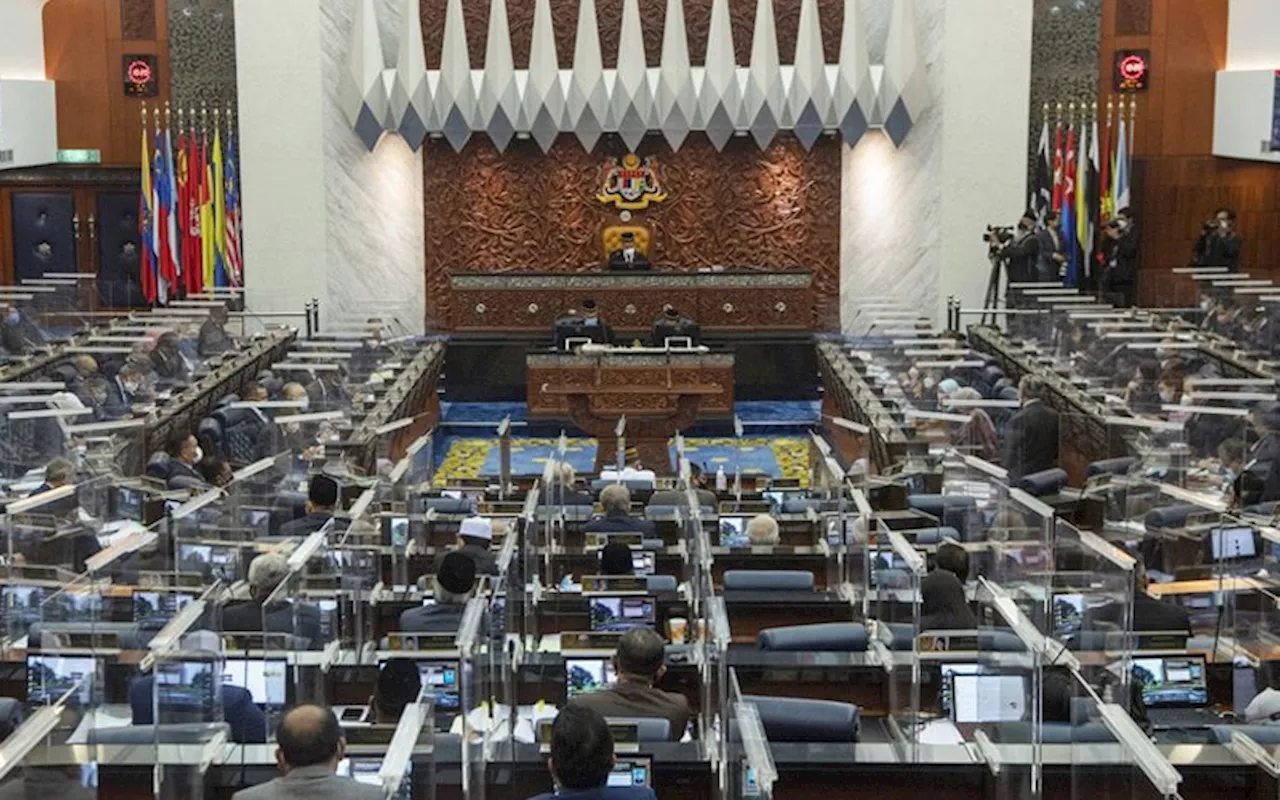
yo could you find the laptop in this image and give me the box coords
[950,673,1028,724]
[132,590,195,623]
[221,658,288,707]
[1051,592,1085,637]
[26,654,96,707]
[630,550,655,576]
[718,516,750,548]
[566,657,617,699]
[1209,525,1257,562]
[609,757,652,789]
[589,596,656,633]
[1133,655,1218,729]
[938,662,981,718]
[375,659,460,731]
[338,758,411,800]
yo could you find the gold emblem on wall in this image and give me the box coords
[597,153,668,210]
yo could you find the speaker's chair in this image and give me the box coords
[602,225,652,260]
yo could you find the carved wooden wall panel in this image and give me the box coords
[120,0,157,40]
[424,133,839,331]
[419,0,843,71]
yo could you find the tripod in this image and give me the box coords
[980,252,1007,328]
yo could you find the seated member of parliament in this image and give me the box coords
[607,231,650,271]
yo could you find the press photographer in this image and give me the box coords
[987,211,1040,289]
[1101,207,1139,307]
[1192,207,1242,272]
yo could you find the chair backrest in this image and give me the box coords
[0,697,23,740]
[93,722,231,744]
[1143,504,1201,530]
[605,716,670,742]
[744,695,859,742]
[646,575,678,593]
[1014,468,1069,497]
[602,225,652,259]
[757,622,869,652]
[146,451,173,481]
[911,526,959,545]
[1086,456,1137,477]
[723,570,814,591]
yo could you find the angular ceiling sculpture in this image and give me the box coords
[343,0,927,153]
[832,0,875,148]
[879,0,928,148]
[476,0,519,152]
[565,0,608,151]
[654,0,696,151]
[339,0,389,150]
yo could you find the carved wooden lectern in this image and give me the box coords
[526,351,735,474]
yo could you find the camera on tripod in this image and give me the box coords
[983,225,1015,246]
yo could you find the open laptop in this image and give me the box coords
[938,662,981,718]
[718,516,750,548]
[630,550,655,576]
[566,657,617,699]
[1133,655,1218,729]
[26,654,96,707]
[132,590,194,623]
[221,657,288,707]
[950,673,1028,724]
[1209,525,1258,569]
[1051,592,1085,637]
[589,596,656,633]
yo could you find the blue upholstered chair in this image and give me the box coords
[757,623,869,652]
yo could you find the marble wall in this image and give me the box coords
[1027,0,1102,187]
[319,0,425,336]
[170,0,239,113]
[840,0,1033,332]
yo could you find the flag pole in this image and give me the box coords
[1128,94,1137,162]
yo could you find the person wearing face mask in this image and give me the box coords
[0,305,31,356]
[989,211,1040,297]
[1100,207,1139,307]
[1034,209,1066,283]
[149,331,191,383]
[165,433,207,489]
[1123,361,1162,415]
[607,231,651,271]
[1193,207,1243,272]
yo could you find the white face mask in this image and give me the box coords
[1159,390,1175,403]
[193,446,204,463]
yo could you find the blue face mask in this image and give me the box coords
[6,311,19,325]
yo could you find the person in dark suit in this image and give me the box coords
[555,464,597,507]
[221,552,324,648]
[1002,375,1060,481]
[606,232,651,272]
[527,705,657,800]
[568,629,689,742]
[432,515,499,576]
[0,305,31,356]
[919,570,976,632]
[197,306,236,358]
[28,457,79,518]
[584,485,656,538]
[278,475,339,539]
[989,212,1040,289]
[1101,208,1140,307]
[1034,210,1066,283]
[231,705,383,800]
[364,658,422,724]
[400,551,477,633]
[150,332,191,383]
[599,543,635,576]
[933,541,970,583]
[128,632,267,743]
[166,433,208,490]
[1193,207,1243,272]
[1086,558,1191,634]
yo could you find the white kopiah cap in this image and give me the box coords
[459,516,492,541]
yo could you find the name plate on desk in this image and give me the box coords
[138,570,205,590]
[918,633,980,652]
[448,270,815,333]
[560,631,624,651]
[586,532,643,549]
[385,632,458,651]
[582,575,647,593]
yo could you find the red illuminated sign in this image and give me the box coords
[123,54,158,97]
[1114,50,1150,92]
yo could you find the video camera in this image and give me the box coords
[983,225,1015,246]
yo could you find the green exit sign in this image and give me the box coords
[56,149,102,164]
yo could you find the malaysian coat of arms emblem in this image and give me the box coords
[597,153,668,210]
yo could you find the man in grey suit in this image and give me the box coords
[1034,210,1066,283]
[232,705,383,800]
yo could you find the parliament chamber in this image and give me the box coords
[6,0,1280,798]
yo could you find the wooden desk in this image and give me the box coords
[1147,577,1274,597]
[449,270,815,333]
[527,351,734,473]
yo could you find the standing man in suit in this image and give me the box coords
[607,232,651,271]
[989,212,1040,289]
[231,705,383,800]
[1101,207,1140,307]
[528,705,657,800]
[1193,207,1244,272]
[1034,210,1066,283]
[1002,375,1060,481]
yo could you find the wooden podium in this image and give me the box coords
[527,349,735,474]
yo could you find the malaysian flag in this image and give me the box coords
[224,130,243,286]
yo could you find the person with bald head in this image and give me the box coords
[231,704,383,800]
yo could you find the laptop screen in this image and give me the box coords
[1210,526,1256,560]
[590,596,656,633]
[939,662,981,717]
[566,657,617,698]
[718,516,750,547]
[133,590,194,622]
[418,661,459,711]
[1051,593,1085,636]
[26,654,95,707]
[950,674,1028,723]
[221,658,288,706]
[630,551,655,576]
[609,758,652,789]
[1132,655,1208,708]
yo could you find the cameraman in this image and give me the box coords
[1193,207,1242,272]
[988,211,1040,297]
[1101,207,1139,307]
